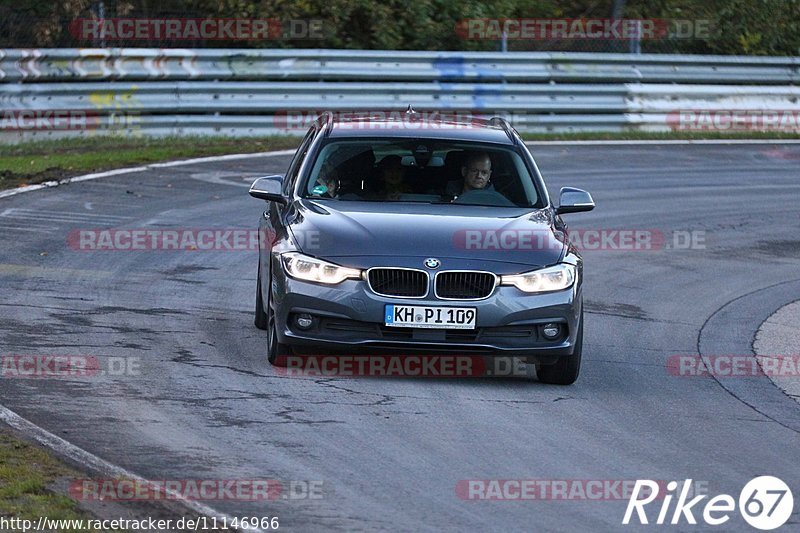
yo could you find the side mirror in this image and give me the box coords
[556,187,595,215]
[249,175,287,204]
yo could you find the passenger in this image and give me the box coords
[376,155,411,200]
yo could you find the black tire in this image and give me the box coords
[254,261,268,330]
[537,315,583,385]
[266,282,292,366]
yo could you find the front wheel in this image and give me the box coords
[254,261,268,330]
[537,315,583,385]
[266,285,292,366]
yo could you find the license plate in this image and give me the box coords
[384,305,477,329]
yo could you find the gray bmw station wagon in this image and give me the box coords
[250,112,594,384]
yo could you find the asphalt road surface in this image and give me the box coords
[1,144,799,531]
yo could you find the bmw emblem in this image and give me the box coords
[424,258,441,269]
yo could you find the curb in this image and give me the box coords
[698,279,800,433]
[754,300,800,405]
[0,406,265,533]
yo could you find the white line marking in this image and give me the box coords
[148,149,295,168]
[0,148,296,200]
[0,224,51,233]
[1,213,123,224]
[1,209,130,224]
[0,168,149,199]
[0,405,265,533]
[4,208,129,220]
[67,166,149,184]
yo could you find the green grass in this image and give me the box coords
[0,135,300,191]
[0,431,115,532]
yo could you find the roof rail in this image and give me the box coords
[488,116,518,145]
[319,110,335,137]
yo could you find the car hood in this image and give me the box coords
[288,199,566,269]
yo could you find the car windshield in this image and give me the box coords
[301,139,543,208]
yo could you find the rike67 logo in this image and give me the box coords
[623,476,794,530]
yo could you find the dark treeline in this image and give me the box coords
[1,0,798,55]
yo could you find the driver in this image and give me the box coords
[311,159,340,198]
[445,151,494,199]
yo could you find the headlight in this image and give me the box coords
[281,252,362,285]
[501,263,576,293]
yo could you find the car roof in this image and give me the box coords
[325,113,516,144]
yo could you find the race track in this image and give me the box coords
[1,143,799,531]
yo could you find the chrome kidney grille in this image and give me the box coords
[435,271,497,300]
[367,268,497,300]
[367,268,428,298]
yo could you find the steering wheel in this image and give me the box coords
[452,188,516,207]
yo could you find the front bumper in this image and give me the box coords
[270,263,582,360]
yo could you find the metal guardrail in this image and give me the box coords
[3,49,800,83]
[0,82,631,113]
[1,49,799,142]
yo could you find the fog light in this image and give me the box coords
[542,323,561,339]
[295,313,314,330]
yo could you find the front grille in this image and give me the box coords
[367,268,428,298]
[435,271,496,300]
